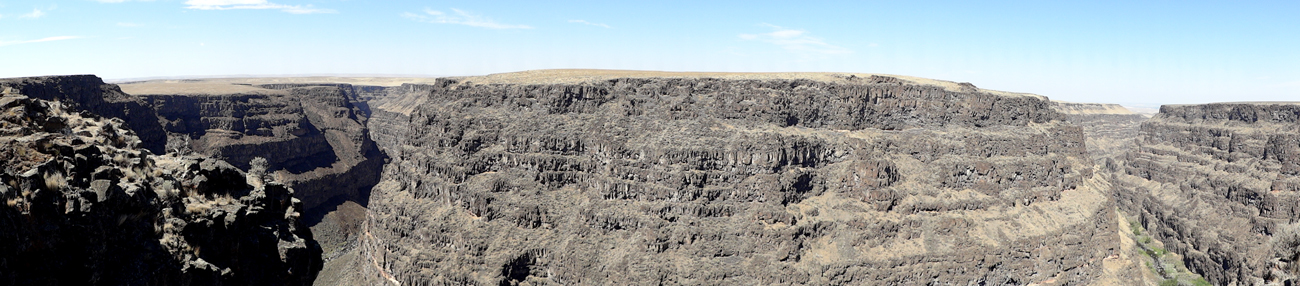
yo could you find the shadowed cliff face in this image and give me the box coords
[1115,103,1300,285]
[0,89,320,285]
[358,75,1114,285]
[122,83,387,264]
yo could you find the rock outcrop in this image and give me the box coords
[0,89,321,285]
[358,71,1116,285]
[0,75,167,154]
[120,82,387,260]
[1114,102,1300,285]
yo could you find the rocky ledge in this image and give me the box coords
[0,89,321,285]
[0,76,167,154]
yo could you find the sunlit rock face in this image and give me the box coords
[0,75,167,154]
[359,72,1115,285]
[1114,102,1300,285]
[1050,101,1149,166]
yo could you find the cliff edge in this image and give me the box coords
[0,86,321,285]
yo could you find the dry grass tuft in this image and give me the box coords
[43,171,66,190]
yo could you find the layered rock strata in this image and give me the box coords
[360,71,1116,285]
[314,82,435,286]
[1052,101,1149,165]
[118,82,386,262]
[362,83,432,152]
[0,90,321,285]
[1115,102,1300,285]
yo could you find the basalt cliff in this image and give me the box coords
[117,82,386,262]
[346,71,1116,285]
[1114,103,1300,285]
[0,83,320,285]
[5,70,1299,286]
[1051,101,1149,166]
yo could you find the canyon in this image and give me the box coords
[1,70,1296,285]
[1113,103,1300,285]
[0,78,320,285]
[117,82,387,262]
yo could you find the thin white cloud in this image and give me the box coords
[0,36,82,47]
[568,19,610,29]
[18,7,51,19]
[739,24,851,55]
[403,8,532,29]
[184,0,335,14]
[92,0,156,3]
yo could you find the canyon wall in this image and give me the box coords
[1115,103,1300,285]
[1052,101,1149,165]
[361,83,432,153]
[24,72,1296,285]
[357,72,1116,285]
[0,87,320,285]
[0,75,167,154]
[119,82,387,263]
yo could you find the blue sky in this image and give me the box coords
[0,0,1297,104]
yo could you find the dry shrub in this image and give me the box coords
[1272,223,1300,276]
